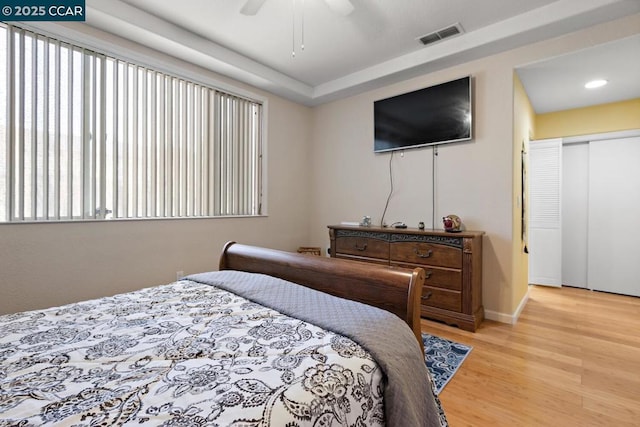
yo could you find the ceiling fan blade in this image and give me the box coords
[323,0,354,16]
[240,0,267,16]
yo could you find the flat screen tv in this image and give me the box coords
[374,76,472,153]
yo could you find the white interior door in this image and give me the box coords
[562,143,589,288]
[588,137,640,297]
[528,138,562,286]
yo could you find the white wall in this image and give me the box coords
[308,63,516,318]
[307,14,640,319]
[0,29,313,315]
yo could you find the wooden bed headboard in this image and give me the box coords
[219,242,425,351]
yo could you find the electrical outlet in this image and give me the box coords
[176,271,184,280]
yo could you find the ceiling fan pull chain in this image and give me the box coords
[292,0,296,57]
[301,0,305,51]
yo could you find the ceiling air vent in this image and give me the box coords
[418,23,464,46]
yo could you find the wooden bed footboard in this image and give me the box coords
[219,242,425,351]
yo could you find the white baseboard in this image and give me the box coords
[484,310,515,324]
[512,287,530,324]
[484,288,530,325]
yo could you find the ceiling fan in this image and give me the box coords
[240,0,355,16]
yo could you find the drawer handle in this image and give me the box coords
[414,248,433,258]
[421,291,433,300]
[354,243,367,251]
[425,270,433,279]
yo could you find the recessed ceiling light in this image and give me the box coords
[585,79,608,89]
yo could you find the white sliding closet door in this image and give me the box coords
[562,143,589,288]
[528,138,562,286]
[588,137,640,297]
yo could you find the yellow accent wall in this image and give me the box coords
[512,73,535,316]
[536,98,640,139]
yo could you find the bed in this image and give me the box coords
[0,242,447,426]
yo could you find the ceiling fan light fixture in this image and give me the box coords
[241,0,354,57]
[585,79,608,89]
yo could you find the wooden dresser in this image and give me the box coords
[328,225,484,331]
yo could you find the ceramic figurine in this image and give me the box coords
[443,214,462,232]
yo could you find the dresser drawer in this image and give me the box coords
[334,254,389,266]
[424,267,461,291]
[389,263,461,291]
[422,286,462,312]
[335,236,389,259]
[390,241,461,269]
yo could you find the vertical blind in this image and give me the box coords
[0,24,263,222]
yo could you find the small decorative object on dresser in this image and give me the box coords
[442,214,462,232]
[328,224,484,331]
[297,246,322,256]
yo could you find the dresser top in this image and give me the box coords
[328,224,485,238]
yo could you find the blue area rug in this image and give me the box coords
[423,333,472,395]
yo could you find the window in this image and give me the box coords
[0,24,263,222]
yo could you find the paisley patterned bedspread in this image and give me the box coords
[0,271,446,426]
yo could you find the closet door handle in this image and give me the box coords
[415,248,433,258]
[354,243,367,251]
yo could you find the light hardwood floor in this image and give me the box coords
[422,285,640,427]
